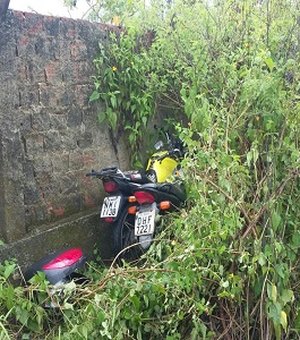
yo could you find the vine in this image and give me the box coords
[1,0,300,338]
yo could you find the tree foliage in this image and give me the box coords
[1,0,300,338]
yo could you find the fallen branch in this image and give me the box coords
[203,176,251,225]
[241,168,300,240]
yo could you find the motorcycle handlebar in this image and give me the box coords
[86,170,102,178]
[155,148,183,162]
[86,167,127,179]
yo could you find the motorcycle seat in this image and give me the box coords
[123,170,153,184]
[158,182,186,202]
[140,182,186,202]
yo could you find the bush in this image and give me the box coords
[1,0,300,338]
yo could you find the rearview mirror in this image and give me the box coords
[154,140,163,150]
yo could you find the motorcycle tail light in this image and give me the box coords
[128,196,137,203]
[134,191,155,204]
[128,206,137,215]
[103,180,118,193]
[42,248,83,270]
[159,201,171,210]
[104,217,114,223]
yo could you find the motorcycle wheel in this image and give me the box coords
[112,207,145,262]
[66,272,90,285]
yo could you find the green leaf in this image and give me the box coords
[267,283,277,303]
[63,303,74,310]
[16,307,29,326]
[98,111,106,124]
[107,110,118,130]
[142,116,147,127]
[80,325,88,338]
[271,285,277,303]
[90,90,100,102]
[258,253,266,267]
[275,264,286,279]
[128,132,135,145]
[274,323,282,340]
[271,211,281,231]
[221,280,229,288]
[292,231,300,248]
[265,57,275,71]
[130,295,141,311]
[281,289,294,306]
[280,310,287,331]
[294,312,300,331]
[3,263,16,279]
[110,94,117,109]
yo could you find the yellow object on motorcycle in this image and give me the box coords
[146,151,178,182]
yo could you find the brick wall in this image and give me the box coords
[0,10,128,245]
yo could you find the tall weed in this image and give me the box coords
[1,0,300,338]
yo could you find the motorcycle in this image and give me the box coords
[24,157,153,285]
[132,180,186,245]
[23,248,88,308]
[87,130,186,261]
[24,248,87,286]
[24,130,185,287]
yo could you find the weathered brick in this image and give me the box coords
[39,84,70,110]
[67,105,82,127]
[69,151,84,170]
[18,113,32,135]
[44,61,62,84]
[82,150,97,167]
[76,132,93,149]
[32,111,51,131]
[35,172,55,195]
[19,60,45,84]
[24,133,44,157]
[0,10,129,242]
[32,156,53,174]
[43,130,62,152]
[21,12,44,36]
[60,61,75,82]
[59,89,75,107]
[75,84,92,107]
[49,113,68,130]
[52,152,69,173]
[60,130,78,150]
[16,62,28,83]
[18,86,39,108]
[82,105,104,128]
[59,173,78,195]
[73,61,92,83]
[25,204,48,231]
[23,160,35,181]
[30,35,60,60]
[58,17,77,39]
[43,16,60,37]
[70,39,87,61]
[24,184,40,205]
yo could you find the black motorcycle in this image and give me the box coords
[87,131,186,261]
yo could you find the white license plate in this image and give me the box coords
[101,196,121,218]
[134,208,156,236]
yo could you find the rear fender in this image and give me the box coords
[25,248,86,285]
[135,186,182,208]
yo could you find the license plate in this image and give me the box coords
[134,207,156,236]
[100,196,121,218]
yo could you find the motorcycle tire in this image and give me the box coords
[66,272,90,285]
[112,207,146,262]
